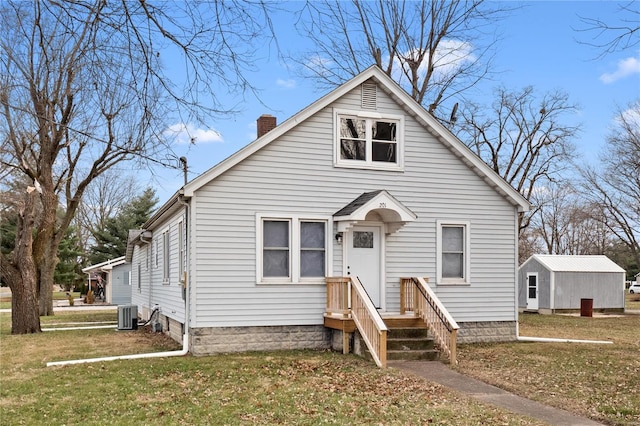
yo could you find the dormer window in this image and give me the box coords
[334,109,404,170]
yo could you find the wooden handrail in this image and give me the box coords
[400,277,459,364]
[325,276,388,368]
[350,276,388,368]
[326,277,351,317]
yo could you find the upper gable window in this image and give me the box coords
[334,109,404,170]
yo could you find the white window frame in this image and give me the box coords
[153,239,158,268]
[299,220,328,280]
[436,221,471,285]
[260,218,292,282]
[178,220,185,284]
[137,263,141,292]
[334,108,404,171]
[256,214,331,285]
[162,230,169,284]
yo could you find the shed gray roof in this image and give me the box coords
[529,255,625,273]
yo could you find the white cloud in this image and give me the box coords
[618,103,640,127]
[304,55,334,79]
[600,54,640,84]
[164,123,223,144]
[390,39,476,86]
[246,121,257,141]
[276,78,296,89]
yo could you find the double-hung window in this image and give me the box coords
[178,221,185,283]
[300,221,326,278]
[335,109,403,170]
[263,220,291,278]
[437,221,470,285]
[162,230,169,284]
[258,215,328,284]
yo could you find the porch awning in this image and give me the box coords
[333,190,417,234]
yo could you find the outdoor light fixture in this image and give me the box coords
[335,232,343,243]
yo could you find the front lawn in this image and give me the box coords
[457,313,640,425]
[0,311,541,426]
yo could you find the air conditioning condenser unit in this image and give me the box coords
[117,305,138,330]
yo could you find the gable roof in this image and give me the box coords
[334,190,417,219]
[334,190,417,234]
[82,256,127,273]
[181,66,530,213]
[525,255,625,273]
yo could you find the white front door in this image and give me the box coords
[527,273,538,310]
[346,225,382,308]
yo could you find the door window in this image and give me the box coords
[528,275,537,298]
[353,231,374,248]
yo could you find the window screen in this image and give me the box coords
[263,220,290,277]
[442,226,464,278]
[300,222,325,277]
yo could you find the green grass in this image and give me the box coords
[0,311,542,426]
[2,309,639,425]
[457,313,640,426]
[0,291,80,309]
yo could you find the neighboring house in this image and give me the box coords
[126,65,530,356]
[518,254,626,314]
[82,256,132,305]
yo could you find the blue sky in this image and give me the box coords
[144,1,639,203]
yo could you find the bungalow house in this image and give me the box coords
[518,254,626,314]
[82,256,132,305]
[126,66,530,365]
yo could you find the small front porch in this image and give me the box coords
[324,276,459,368]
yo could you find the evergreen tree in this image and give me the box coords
[88,188,158,264]
[54,226,84,290]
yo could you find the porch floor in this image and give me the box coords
[324,312,427,332]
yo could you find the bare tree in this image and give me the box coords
[74,171,142,254]
[581,101,640,269]
[293,0,511,118]
[0,1,274,333]
[528,183,611,256]
[577,2,639,57]
[456,86,580,232]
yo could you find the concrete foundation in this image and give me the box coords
[456,321,517,344]
[189,325,331,356]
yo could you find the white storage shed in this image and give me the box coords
[518,255,626,314]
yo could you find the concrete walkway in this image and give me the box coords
[388,360,604,426]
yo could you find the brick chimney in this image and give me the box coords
[257,114,277,138]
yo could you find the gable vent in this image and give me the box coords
[361,83,377,110]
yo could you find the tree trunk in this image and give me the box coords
[34,188,58,317]
[10,272,41,334]
[38,244,57,316]
[7,190,42,334]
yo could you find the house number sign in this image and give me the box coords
[379,202,386,208]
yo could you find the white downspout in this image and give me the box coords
[47,196,193,367]
[47,334,189,367]
[517,335,612,344]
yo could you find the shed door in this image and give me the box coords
[527,273,538,310]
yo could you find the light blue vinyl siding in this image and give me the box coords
[189,80,519,327]
[132,211,187,323]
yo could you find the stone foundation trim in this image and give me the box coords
[456,321,517,344]
[190,325,331,356]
